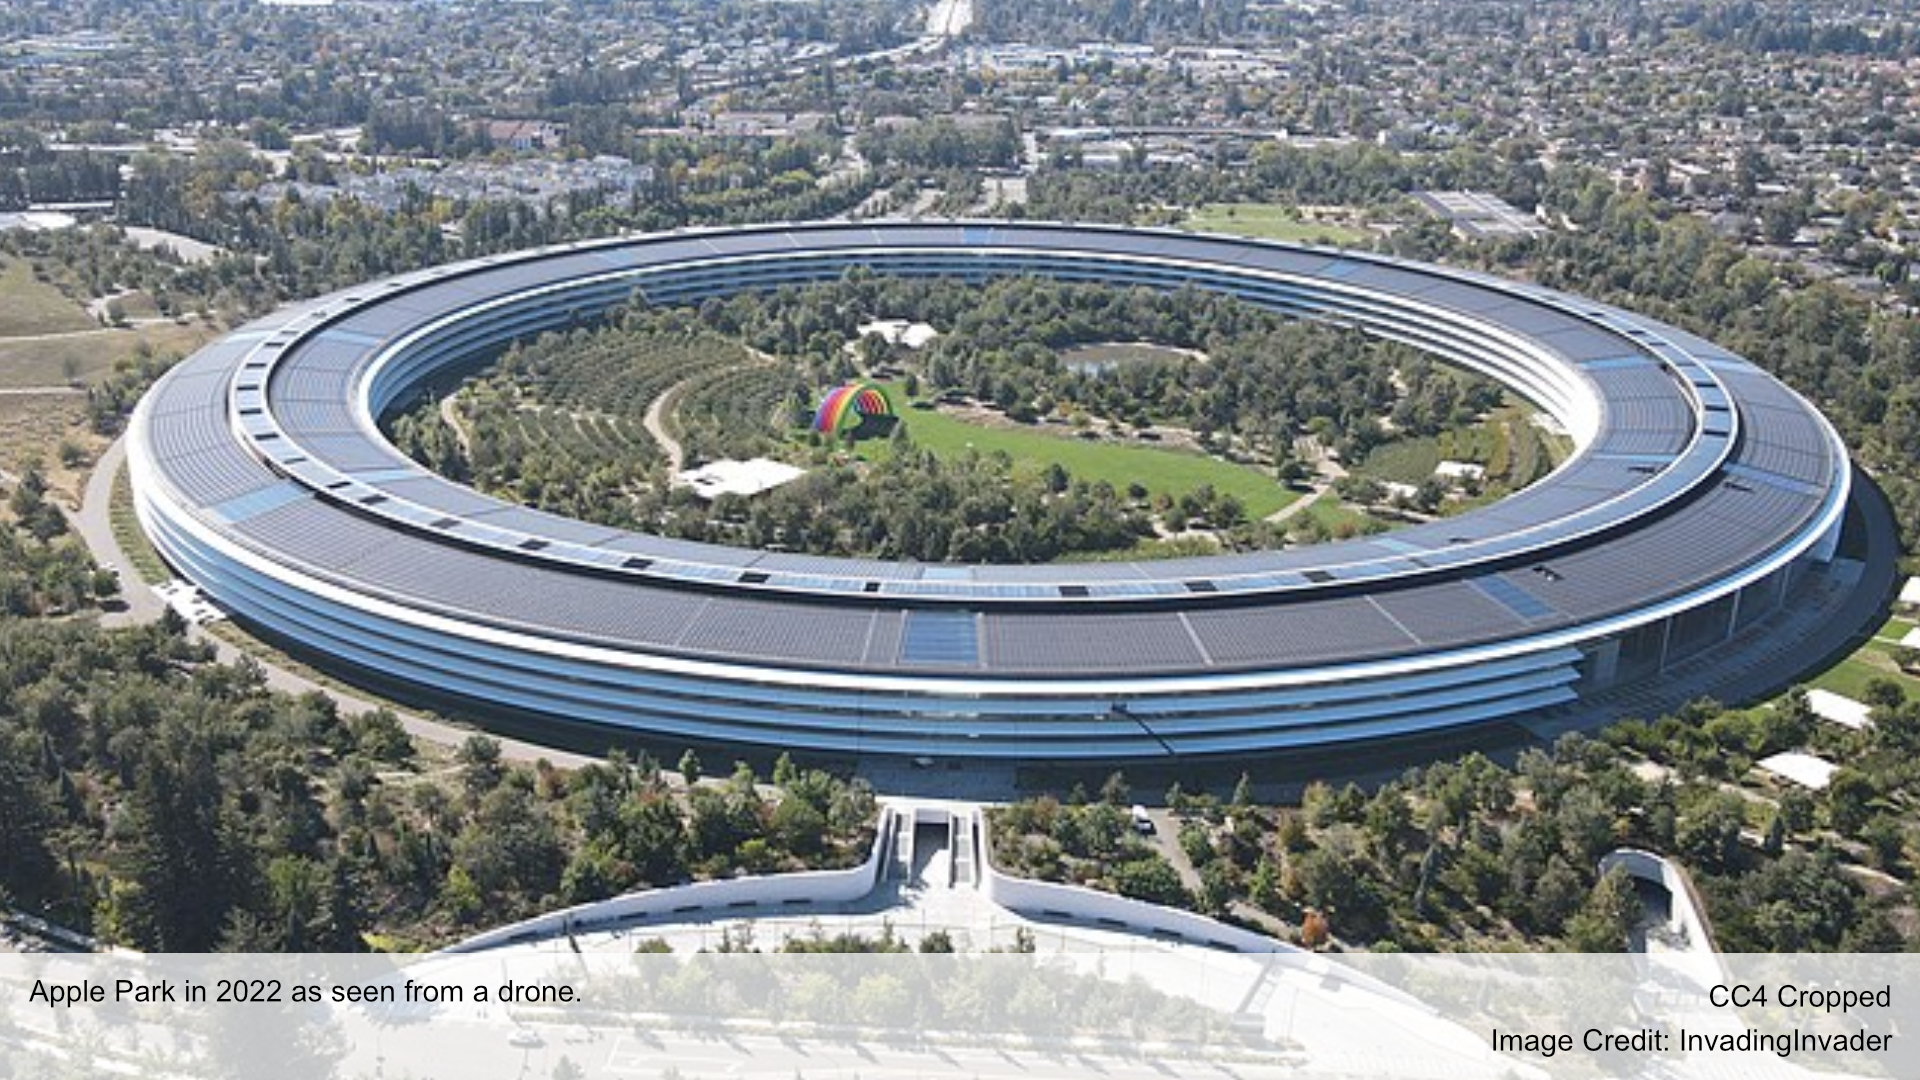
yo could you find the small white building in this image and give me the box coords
[1900,576,1920,607]
[1806,688,1872,731]
[1757,751,1839,790]
[677,458,806,500]
[0,211,78,233]
[1433,460,1487,482]
[855,319,939,349]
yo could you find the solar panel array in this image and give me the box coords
[134,221,1847,682]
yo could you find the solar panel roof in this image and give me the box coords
[136,221,1849,678]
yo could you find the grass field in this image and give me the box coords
[0,257,96,338]
[1805,613,1920,701]
[1354,405,1570,492]
[869,395,1299,518]
[1182,204,1372,246]
[1288,496,1388,539]
[1355,436,1443,486]
[0,321,212,388]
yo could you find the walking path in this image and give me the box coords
[640,380,688,474]
[1263,484,1326,524]
[1145,806,1297,940]
[436,393,473,457]
[0,326,133,343]
[642,345,784,476]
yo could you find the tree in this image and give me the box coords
[771,795,827,857]
[1530,857,1586,934]
[1109,858,1190,907]
[1554,787,1616,867]
[1562,867,1641,951]
[117,738,254,951]
[1362,785,1412,859]
[1862,678,1905,713]
[620,794,688,885]
[1861,815,1905,871]
[1231,772,1254,811]
[263,855,325,951]
[1197,861,1237,916]
[0,735,56,898]
[452,785,565,902]
[441,863,482,924]
[1300,909,1331,949]
[317,855,366,951]
[349,709,415,765]
[1762,812,1785,857]
[677,748,703,784]
[1292,846,1385,938]
[1776,786,1816,836]
[457,735,503,802]
[1826,769,1876,834]
[1675,793,1746,873]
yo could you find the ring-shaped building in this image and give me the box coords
[129,221,1852,759]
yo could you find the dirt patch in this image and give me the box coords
[0,392,99,504]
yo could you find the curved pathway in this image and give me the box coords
[435,393,474,458]
[72,438,595,767]
[643,345,785,476]
[640,379,688,474]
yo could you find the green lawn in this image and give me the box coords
[1288,496,1389,540]
[1804,611,1920,701]
[1182,203,1372,246]
[109,464,172,586]
[0,257,96,338]
[1875,615,1917,642]
[871,398,1299,518]
[1355,436,1442,486]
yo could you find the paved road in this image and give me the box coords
[72,438,598,768]
[75,435,164,628]
[1144,808,1297,940]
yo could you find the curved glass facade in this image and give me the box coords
[129,222,1852,759]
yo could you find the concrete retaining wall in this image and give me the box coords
[1600,847,1724,977]
[975,812,1292,955]
[446,805,897,954]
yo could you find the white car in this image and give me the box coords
[508,1029,543,1049]
[1130,806,1154,834]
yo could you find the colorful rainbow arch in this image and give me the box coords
[811,381,894,435]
